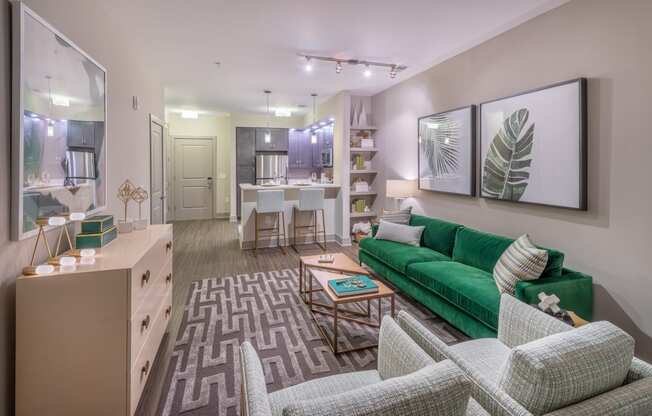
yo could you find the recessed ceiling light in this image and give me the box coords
[335,61,343,74]
[181,111,199,119]
[274,108,292,117]
[319,121,326,126]
[363,65,372,78]
[304,57,313,72]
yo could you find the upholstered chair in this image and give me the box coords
[398,294,652,416]
[239,314,489,416]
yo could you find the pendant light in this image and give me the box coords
[311,93,318,144]
[264,90,271,143]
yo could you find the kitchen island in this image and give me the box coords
[239,183,341,249]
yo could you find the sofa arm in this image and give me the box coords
[282,361,473,416]
[377,315,434,380]
[498,294,571,348]
[396,310,450,362]
[544,377,652,416]
[515,268,593,320]
[240,342,272,416]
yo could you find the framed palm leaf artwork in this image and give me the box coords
[480,78,587,210]
[418,105,476,196]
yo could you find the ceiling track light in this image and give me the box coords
[298,53,406,78]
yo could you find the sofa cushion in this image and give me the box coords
[406,262,501,330]
[375,220,425,247]
[360,238,450,273]
[452,227,564,277]
[498,321,635,415]
[409,214,462,256]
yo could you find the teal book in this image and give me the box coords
[328,275,379,297]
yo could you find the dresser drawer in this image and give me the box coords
[129,289,172,415]
[129,259,172,362]
[130,231,173,313]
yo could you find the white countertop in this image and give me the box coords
[239,183,340,191]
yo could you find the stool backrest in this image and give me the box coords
[256,190,284,213]
[299,188,325,211]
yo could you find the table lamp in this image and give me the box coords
[386,179,417,210]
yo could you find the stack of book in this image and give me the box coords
[328,275,379,297]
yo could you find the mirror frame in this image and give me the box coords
[11,2,108,240]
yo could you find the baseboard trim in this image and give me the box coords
[335,234,352,247]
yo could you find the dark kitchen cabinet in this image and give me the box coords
[255,128,288,152]
[236,127,256,165]
[288,130,314,169]
[67,120,96,148]
[236,127,257,217]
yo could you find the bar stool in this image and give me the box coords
[292,188,326,252]
[253,190,286,256]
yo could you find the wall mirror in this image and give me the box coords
[12,3,107,240]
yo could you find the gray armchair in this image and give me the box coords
[239,314,489,416]
[399,294,652,416]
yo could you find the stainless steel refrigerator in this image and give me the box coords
[255,153,288,185]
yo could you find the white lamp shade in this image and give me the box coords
[386,179,417,199]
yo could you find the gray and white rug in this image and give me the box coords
[159,268,466,416]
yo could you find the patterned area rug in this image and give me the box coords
[159,268,466,416]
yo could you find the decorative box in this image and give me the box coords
[81,215,114,234]
[353,181,369,192]
[76,226,118,249]
[360,138,375,148]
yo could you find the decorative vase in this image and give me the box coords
[133,218,148,230]
[358,102,367,126]
[350,102,358,126]
[117,219,133,233]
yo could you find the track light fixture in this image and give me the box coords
[298,54,406,78]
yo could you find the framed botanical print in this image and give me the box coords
[418,105,476,196]
[480,78,587,210]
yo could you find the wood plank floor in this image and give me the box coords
[136,219,358,416]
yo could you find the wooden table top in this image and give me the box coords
[300,253,369,275]
[309,269,394,304]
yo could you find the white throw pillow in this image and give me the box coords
[378,206,412,224]
[493,234,548,295]
[374,220,424,247]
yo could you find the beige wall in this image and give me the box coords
[0,1,164,414]
[228,113,305,220]
[372,0,652,359]
[167,112,231,216]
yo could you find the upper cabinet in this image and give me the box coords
[288,130,312,168]
[67,120,97,148]
[255,128,288,152]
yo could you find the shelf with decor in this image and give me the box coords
[350,210,377,218]
[349,98,379,242]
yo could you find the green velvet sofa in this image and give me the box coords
[358,214,593,339]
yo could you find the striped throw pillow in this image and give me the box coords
[493,234,548,295]
[379,206,412,224]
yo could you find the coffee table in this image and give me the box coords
[306,268,395,354]
[298,253,369,305]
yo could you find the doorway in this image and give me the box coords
[173,137,215,220]
[150,115,167,224]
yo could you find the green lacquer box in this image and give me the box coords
[76,226,118,249]
[81,215,114,234]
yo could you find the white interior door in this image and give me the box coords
[150,116,165,224]
[174,137,214,220]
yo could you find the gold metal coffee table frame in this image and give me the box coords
[303,266,395,354]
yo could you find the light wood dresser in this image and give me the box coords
[16,224,173,416]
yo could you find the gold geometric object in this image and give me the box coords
[22,219,56,276]
[117,180,136,221]
[130,187,149,220]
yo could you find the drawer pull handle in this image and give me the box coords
[166,241,173,252]
[166,273,172,285]
[141,360,150,379]
[141,270,150,287]
[141,315,151,332]
[165,306,172,318]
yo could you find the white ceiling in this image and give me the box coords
[105,0,568,115]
